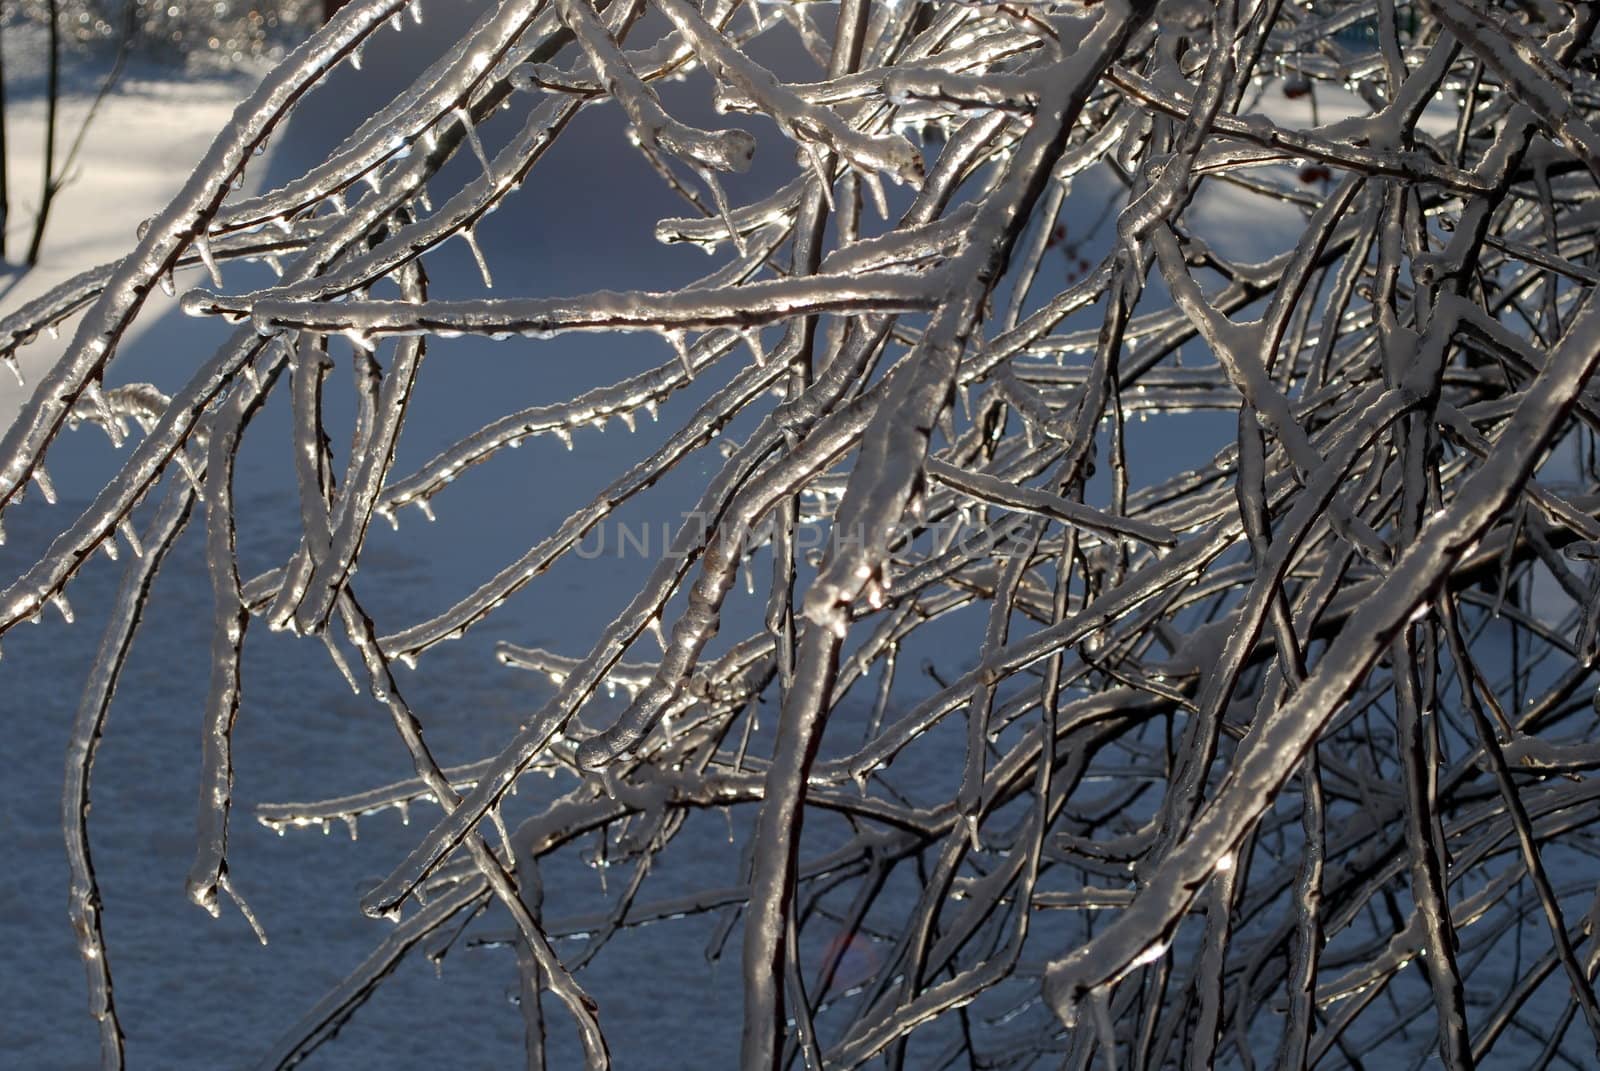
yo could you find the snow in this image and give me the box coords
[0,35,272,430]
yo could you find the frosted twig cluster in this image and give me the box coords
[8,0,1600,1067]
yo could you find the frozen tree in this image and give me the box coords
[7,0,1600,1066]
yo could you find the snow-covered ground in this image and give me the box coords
[0,27,274,428]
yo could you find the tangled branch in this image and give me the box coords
[8,0,1600,1066]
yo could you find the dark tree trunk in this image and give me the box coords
[24,0,59,267]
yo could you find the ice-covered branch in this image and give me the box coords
[16,0,1600,1066]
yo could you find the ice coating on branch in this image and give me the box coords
[652,0,924,187]
[14,0,1600,1066]
[549,0,757,175]
[0,0,415,517]
[248,272,940,339]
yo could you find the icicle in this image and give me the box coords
[51,591,74,624]
[0,514,6,545]
[645,399,660,421]
[342,815,360,840]
[417,499,437,522]
[47,323,59,340]
[263,254,283,278]
[667,331,694,379]
[2,353,23,387]
[190,880,221,918]
[461,228,493,289]
[456,108,493,177]
[219,873,268,946]
[193,233,224,288]
[323,633,361,695]
[32,466,57,505]
[174,451,205,498]
[554,427,573,450]
[398,652,418,670]
[408,0,423,24]
[739,328,765,366]
[620,411,636,432]
[963,813,982,852]
[647,614,667,651]
[159,270,176,297]
[82,381,123,447]
[348,44,364,71]
[389,11,404,32]
[804,143,835,210]
[118,517,143,558]
[861,169,889,220]
[701,169,746,257]
[101,537,119,562]
[397,800,411,826]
